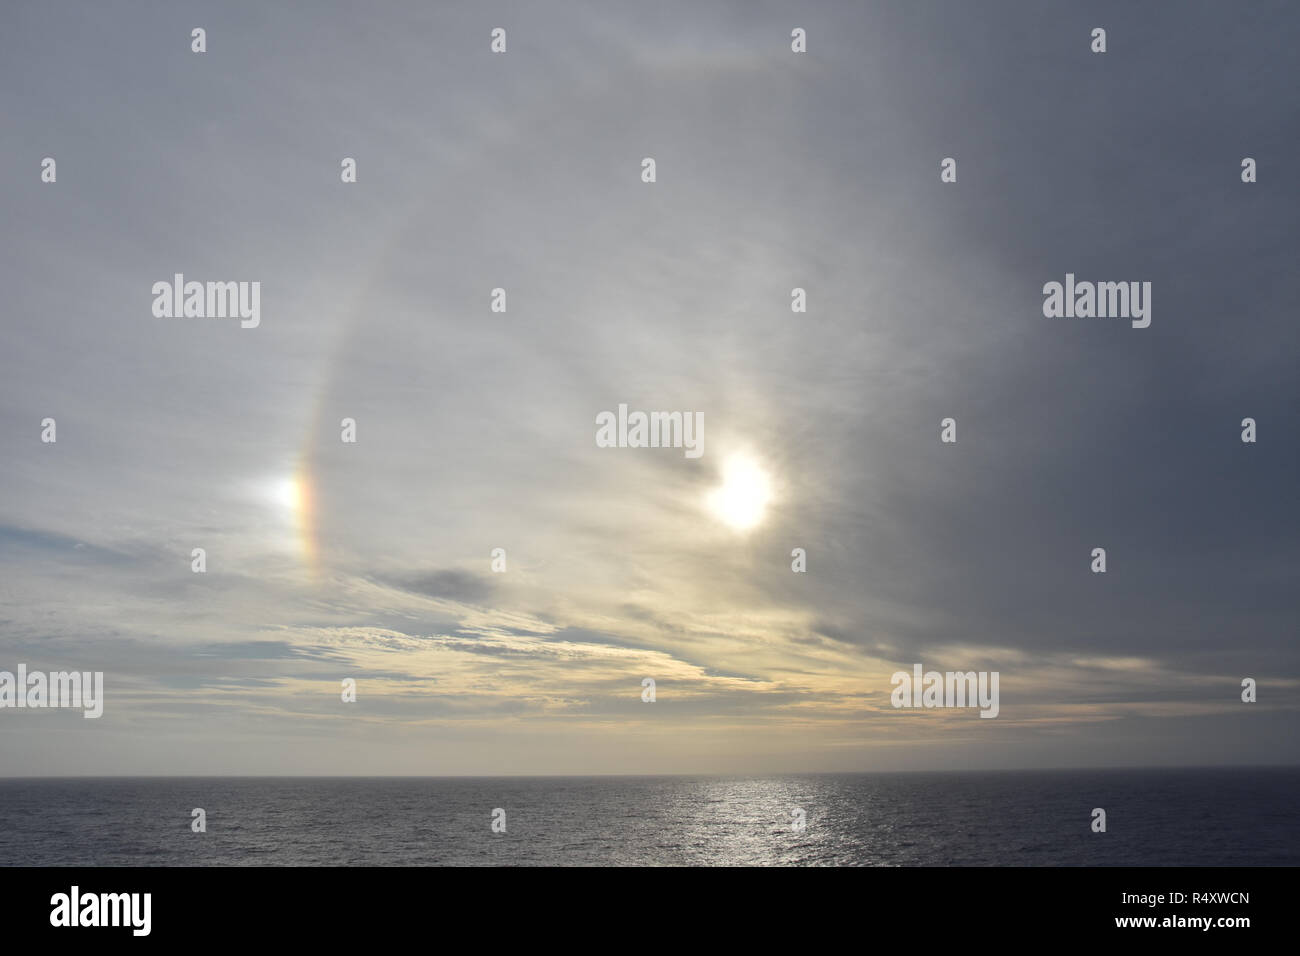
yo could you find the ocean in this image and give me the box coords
[1,767,1294,866]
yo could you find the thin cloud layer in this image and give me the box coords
[1,1,1296,774]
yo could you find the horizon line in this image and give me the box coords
[1,763,1297,781]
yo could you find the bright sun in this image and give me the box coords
[707,454,773,531]
[274,476,302,515]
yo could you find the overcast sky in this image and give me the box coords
[1,0,1296,774]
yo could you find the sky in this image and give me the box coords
[1,1,1296,775]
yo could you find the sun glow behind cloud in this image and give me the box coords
[274,476,301,513]
[706,454,774,531]
[253,469,318,575]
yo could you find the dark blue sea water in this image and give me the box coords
[0,767,1294,866]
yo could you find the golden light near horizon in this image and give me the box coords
[707,454,774,531]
